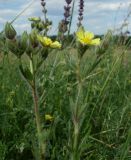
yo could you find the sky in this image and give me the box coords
[0,0,131,35]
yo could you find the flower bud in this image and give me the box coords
[26,43,33,57]
[20,31,28,50]
[29,29,39,48]
[41,2,46,7]
[5,22,16,40]
[18,31,28,56]
[40,48,49,60]
[42,9,47,14]
[38,22,44,31]
[6,39,18,55]
[31,23,36,29]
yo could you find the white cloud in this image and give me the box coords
[14,23,31,33]
[0,0,131,34]
[0,9,17,17]
[98,2,131,11]
[0,17,6,24]
[84,1,131,14]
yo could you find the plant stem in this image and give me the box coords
[72,122,79,160]
[32,79,41,139]
[30,58,45,160]
[71,59,81,160]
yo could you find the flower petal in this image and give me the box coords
[84,32,94,40]
[45,114,54,121]
[76,27,85,40]
[50,41,61,49]
[37,35,52,47]
[79,38,91,45]
[91,38,100,45]
[43,37,52,46]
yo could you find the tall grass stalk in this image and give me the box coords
[89,53,123,122]
[10,0,35,24]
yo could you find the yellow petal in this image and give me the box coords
[37,35,52,47]
[43,37,52,46]
[37,35,43,42]
[45,114,54,121]
[84,31,94,40]
[76,26,85,40]
[50,41,61,49]
[76,28,95,45]
[37,35,61,49]
[91,38,100,45]
[79,38,91,45]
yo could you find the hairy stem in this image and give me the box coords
[31,58,45,160]
[71,59,82,160]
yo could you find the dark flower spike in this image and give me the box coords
[66,0,72,4]
[77,0,84,27]
[41,0,46,7]
[58,0,72,38]
[40,0,47,20]
[64,0,72,24]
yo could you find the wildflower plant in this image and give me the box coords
[1,0,101,158]
[3,18,61,159]
[65,26,101,160]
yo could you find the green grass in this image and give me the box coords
[0,42,131,160]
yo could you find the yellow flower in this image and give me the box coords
[76,27,100,46]
[50,41,62,49]
[45,114,54,121]
[37,35,52,47]
[37,35,61,49]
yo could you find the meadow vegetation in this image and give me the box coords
[0,0,131,159]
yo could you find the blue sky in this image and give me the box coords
[0,0,131,35]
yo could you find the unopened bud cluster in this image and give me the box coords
[4,23,41,58]
[29,17,52,34]
[4,22,61,61]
